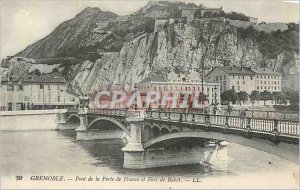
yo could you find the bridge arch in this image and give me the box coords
[66,114,80,123]
[171,129,179,133]
[87,117,130,136]
[152,126,160,138]
[161,127,170,135]
[143,131,299,163]
[144,124,152,142]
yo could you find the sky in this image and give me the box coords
[0,0,299,60]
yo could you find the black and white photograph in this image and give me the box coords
[0,0,299,189]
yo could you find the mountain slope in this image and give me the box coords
[16,7,118,59]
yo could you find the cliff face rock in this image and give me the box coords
[71,20,298,93]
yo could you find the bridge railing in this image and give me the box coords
[87,108,144,118]
[145,111,300,137]
[149,108,299,121]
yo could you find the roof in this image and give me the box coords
[181,7,199,10]
[250,68,282,75]
[1,74,66,83]
[206,66,255,76]
[139,75,166,84]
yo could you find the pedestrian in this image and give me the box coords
[227,104,232,115]
[213,105,218,115]
[240,108,247,127]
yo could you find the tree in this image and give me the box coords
[194,9,202,19]
[278,92,288,105]
[221,89,238,104]
[52,68,59,73]
[250,90,260,105]
[260,90,273,105]
[34,69,41,76]
[203,11,213,18]
[237,91,248,105]
[286,91,299,111]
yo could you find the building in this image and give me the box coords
[206,66,282,94]
[181,6,222,20]
[206,66,256,94]
[249,17,258,25]
[0,74,79,111]
[138,70,221,107]
[250,67,282,92]
[282,73,299,91]
[181,7,199,21]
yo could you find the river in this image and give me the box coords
[1,130,298,188]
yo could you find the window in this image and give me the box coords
[261,86,263,89]
[48,85,51,90]
[193,87,195,91]
[257,76,259,78]
[238,76,240,79]
[261,75,262,78]
[237,81,239,85]
[268,76,269,79]
[251,76,253,80]
[243,81,245,85]
[238,86,240,90]
[264,76,266,79]
[7,84,13,91]
[40,84,44,89]
[232,75,235,79]
[58,96,61,102]
[275,86,276,90]
[232,86,235,90]
[18,85,23,91]
[243,75,245,79]
[257,86,259,90]
[216,76,219,81]
[264,81,266,84]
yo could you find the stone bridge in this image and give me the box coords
[62,108,299,169]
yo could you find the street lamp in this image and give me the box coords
[214,85,218,106]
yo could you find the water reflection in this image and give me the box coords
[1,130,297,179]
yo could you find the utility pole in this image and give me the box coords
[43,82,45,110]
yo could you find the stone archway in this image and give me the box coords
[152,126,160,138]
[161,127,170,135]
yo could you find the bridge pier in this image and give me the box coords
[56,109,67,130]
[203,141,229,170]
[75,108,89,140]
[122,118,145,169]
